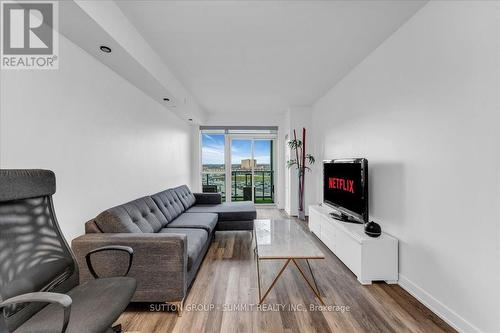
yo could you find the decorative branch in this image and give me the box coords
[286,128,315,219]
[300,128,306,211]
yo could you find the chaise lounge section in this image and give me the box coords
[72,185,256,311]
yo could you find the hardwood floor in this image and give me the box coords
[117,208,456,333]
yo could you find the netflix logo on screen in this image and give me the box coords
[323,159,368,223]
[328,177,355,194]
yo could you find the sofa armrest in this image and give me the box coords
[72,233,187,302]
[194,192,222,204]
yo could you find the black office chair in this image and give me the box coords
[0,170,136,333]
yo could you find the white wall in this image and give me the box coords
[312,2,499,333]
[0,33,193,241]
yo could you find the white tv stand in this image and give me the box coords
[309,204,398,285]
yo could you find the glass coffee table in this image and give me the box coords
[254,219,326,305]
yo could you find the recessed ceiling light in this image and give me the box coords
[163,98,170,102]
[100,45,112,53]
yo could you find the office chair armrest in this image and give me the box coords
[85,245,134,279]
[0,292,72,333]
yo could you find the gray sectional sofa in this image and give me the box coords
[71,185,256,310]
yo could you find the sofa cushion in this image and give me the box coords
[15,277,136,333]
[173,185,196,210]
[186,201,256,221]
[217,219,253,231]
[159,228,208,271]
[95,196,167,233]
[193,192,222,205]
[167,213,218,233]
[151,189,185,222]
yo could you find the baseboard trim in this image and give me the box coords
[398,274,482,333]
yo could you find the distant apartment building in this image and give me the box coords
[241,159,256,169]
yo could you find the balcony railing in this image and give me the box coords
[201,170,274,204]
[201,173,226,201]
[231,171,274,204]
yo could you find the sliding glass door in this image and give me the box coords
[229,138,274,204]
[201,128,276,204]
[231,139,253,201]
[253,139,274,204]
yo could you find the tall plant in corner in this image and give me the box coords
[287,128,315,220]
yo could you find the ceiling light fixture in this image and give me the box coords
[100,45,112,53]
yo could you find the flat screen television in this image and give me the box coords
[323,158,368,224]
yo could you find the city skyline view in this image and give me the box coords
[201,133,275,203]
[202,134,272,166]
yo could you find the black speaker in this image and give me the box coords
[364,221,381,237]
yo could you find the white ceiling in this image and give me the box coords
[117,0,426,115]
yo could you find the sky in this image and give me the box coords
[202,134,271,165]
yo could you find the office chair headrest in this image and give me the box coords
[0,169,56,202]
